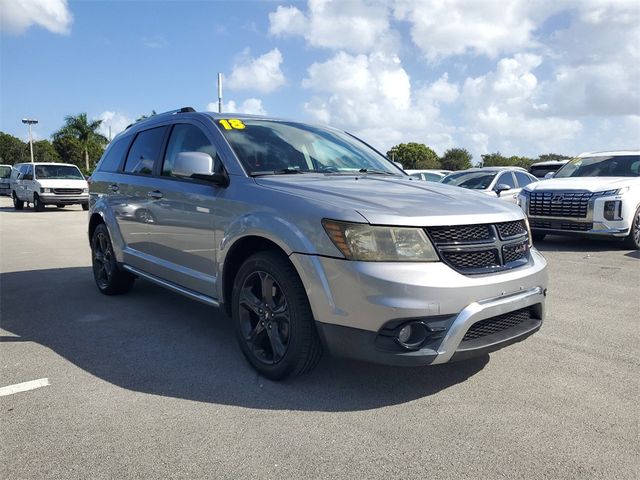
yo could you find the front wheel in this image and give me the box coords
[33,194,45,212]
[232,251,322,380]
[623,206,640,250]
[12,192,24,210]
[81,203,89,211]
[91,223,135,295]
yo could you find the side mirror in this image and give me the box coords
[174,151,229,187]
[544,172,555,179]
[494,184,511,196]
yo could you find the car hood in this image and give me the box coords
[254,174,524,226]
[37,179,88,189]
[527,177,640,192]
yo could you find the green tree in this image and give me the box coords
[480,152,508,167]
[33,140,60,163]
[537,153,571,162]
[440,148,473,171]
[0,132,29,165]
[387,143,440,169]
[53,113,107,171]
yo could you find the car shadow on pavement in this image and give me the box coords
[534,235,632,253]
[1,267,488,412]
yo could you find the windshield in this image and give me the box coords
[35,165,84,180]
[215,118,401,176]
[554,155,640,178]
[442,171,497,189]
[0,166,11,179]
[529,164,565,178]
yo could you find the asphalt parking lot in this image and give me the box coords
[1,196,638,479]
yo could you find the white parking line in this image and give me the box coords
[0,378,50,397]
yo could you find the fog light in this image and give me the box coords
[604,200,622,221]
[396,322,429,350]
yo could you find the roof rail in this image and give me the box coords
[125,107,196,130]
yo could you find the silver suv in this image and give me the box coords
[88,108,548,379]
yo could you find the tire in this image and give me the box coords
[12,192,24,210]
[33,194,45,212]
[622,206,640,250]
[56,205,65,209]
[532,232,546,242]
[232,251,322,380]
[82,203,89,211]
[91,223,135,295]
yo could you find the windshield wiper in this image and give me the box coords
[251,167,308,176]
[358,168,395,175]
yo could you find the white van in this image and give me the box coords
[10,162,89,211]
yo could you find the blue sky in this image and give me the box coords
[1,0,639,163]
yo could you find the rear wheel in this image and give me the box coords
[623,206,640,250]
[12,192,24,210]
[33,194,45,212]
[82,203,89,211]
[91,223,135,295]
[232,251,322,380]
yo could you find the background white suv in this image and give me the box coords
[518,150,640,249]
[10,162,89,211]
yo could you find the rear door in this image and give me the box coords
[139,121,223,296]
[116,126,169,271]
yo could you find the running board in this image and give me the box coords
[122,265,220,307]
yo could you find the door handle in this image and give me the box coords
[147,190,163,199]
[108,184,119,192]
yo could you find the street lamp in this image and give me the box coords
[22,118,38,163]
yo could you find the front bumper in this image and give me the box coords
[290,250,547,366]
[40,194,89,205]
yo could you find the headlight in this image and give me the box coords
[40,187,51,193]
[82,188,89,193]
[322,219,439,262]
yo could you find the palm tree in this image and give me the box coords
[54,113,108,171]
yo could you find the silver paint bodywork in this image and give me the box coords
[90,111,548,364]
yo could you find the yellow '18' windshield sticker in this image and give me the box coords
[218,119,246,130]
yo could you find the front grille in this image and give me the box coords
[530,220,593,232]
[529,191,592,218]
[496,220,527,239]
[52,188,83,195]
[462,308,534,341]
[503,241,529,263]
[426,221,530,275]
[441,249,500,270]
[428,224,492,244]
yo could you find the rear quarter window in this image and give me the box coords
[97,137,131,172]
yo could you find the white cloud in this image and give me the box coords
[206,98,267,116]
[0,0,72,35]
[302,51,456,153]
[227,48,286,93]
[269,0,397,54]
[96,111,133,140]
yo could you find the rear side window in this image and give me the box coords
[98,137,130,172]
[515,171,535,187]
[124,127,167,175]
[163,124,219,178]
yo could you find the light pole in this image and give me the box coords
[22,118,38,163]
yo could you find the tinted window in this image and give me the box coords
[555,155,640,178]
[124,127,167,175]
[497,172,516,189]
[163,124,218,177]
[442,171,497,189]
[515,171,535,187]
[98,137,130,172]
[529,164,564,178]
[35,165,84,179]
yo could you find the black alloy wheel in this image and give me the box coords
[91,223,135,294]
[232,251,322,380]
[12,192,24,210]
[238,271,291,365]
